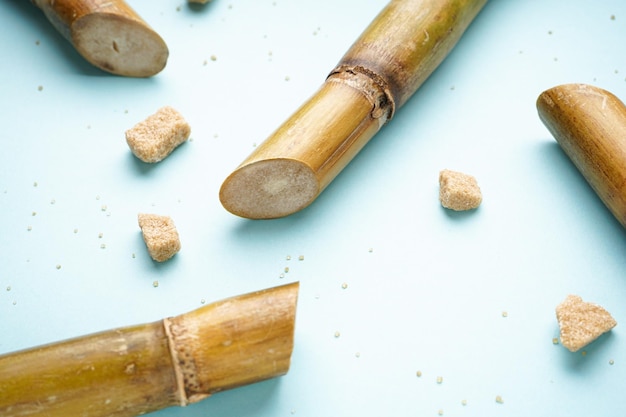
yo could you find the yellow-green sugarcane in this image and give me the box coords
[0,282,299,417]
[219,0,488,219]
[537,84,626,228]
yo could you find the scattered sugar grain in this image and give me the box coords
[56,264,61,270]
[609,359,615,365]
[334,331,340,338]
[153,280,159,288]
[341,282,348,289]
[284,267,289,273]
[495,395,504,404]
[436,376,443,384]
[416,370,422,377]
[286,255,291,261]
[552,337,559,345]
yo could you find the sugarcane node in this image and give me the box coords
[31,0,169,77]
[327,64,395,123]
[537,83,626,228]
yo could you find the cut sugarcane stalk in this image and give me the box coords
[219,0,487,219]
[537,83,626,228]
[31,0,168,77]
[0,281,299,417]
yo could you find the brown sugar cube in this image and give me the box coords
[438,169,482,211]
[556,294,617,352]
[138,213,181,262]
[126,106,191,163]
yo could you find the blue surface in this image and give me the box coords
[2,0,626,416]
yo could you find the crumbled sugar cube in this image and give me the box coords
[439,169,482,211]
[126,106,191,163]
[556,294,617,352]
[138,213,181,262]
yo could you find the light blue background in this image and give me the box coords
[2,1,626,416]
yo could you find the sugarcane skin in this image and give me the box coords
[0,321,180,417]
[537,84,626,228]
[0,282,299,417]
[334,0,488,112]
[167,282,299,398]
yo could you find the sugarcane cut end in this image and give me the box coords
[219,158,320,219]
[72,12,169,77]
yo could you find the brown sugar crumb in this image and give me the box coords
[438,169,482,211]
[556,294,617,352]
[125,106,191,163]
[138,213,181,262]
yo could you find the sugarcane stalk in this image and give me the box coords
[537,83,626,228]
[219,0,487,219]
[0,282,299,417]
[31,0,168,77]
